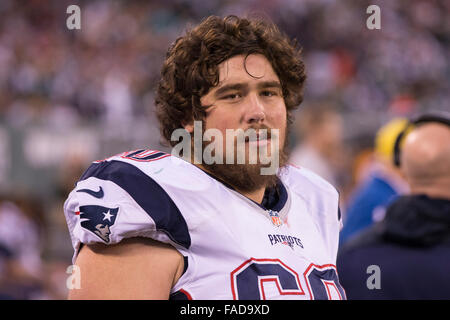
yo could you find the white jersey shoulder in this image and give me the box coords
[63,149,208,263]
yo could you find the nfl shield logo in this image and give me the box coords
[268,210,282,227]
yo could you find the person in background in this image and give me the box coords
[0,196,45,299]
[339,118,409,244]
[289,104,345,187]
[337,117,450,299]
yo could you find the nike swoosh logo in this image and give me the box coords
[77,186,104,199]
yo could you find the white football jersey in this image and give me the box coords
[64,149,346,300]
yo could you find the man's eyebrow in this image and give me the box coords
[213,83,248,98]
[257,81,282,90]
[213,81,282,98]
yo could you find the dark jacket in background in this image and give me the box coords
[337,195,450,299]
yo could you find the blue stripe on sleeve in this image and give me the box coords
[79,160,191,249]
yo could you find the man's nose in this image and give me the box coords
[243,93,265,124]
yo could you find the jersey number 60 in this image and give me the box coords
[230,258,346,300]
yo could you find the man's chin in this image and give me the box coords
[201,161,282,193]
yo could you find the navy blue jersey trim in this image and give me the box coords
[337,189,342,221]
[169,290,191,300]
[198,167,288,212]
[182,256,188,275]
[263,180,288,212]
[79,160,191,249]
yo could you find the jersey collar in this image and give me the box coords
[198,167,288,213]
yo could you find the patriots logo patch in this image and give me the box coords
[78,205,119,243]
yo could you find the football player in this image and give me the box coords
[64,15,345,300]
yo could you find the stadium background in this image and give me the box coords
[0,0,448,299]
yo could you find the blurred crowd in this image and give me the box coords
[0,0,448,299]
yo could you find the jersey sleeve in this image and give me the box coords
[63,159,191,263]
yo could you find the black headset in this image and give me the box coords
[392,111,450,168]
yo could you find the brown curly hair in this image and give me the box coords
[155,15,306,146]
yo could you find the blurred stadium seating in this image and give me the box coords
[0,0,448,299]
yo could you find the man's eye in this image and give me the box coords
[223,93,241,100]
[261,91,277,97]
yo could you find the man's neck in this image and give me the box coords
[195,164,268,204]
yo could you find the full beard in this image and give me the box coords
[200,128,290,193]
